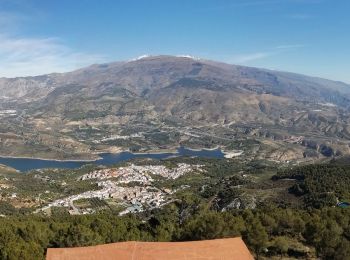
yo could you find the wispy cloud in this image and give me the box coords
[231,52,275,63]
[0,9,105,77]
[276,44,305,49]
[0,34,105,77]
[229,44,305,64]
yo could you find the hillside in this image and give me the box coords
[0,156,349,259]
[1,55,350,161]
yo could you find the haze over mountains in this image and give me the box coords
[1,55,350,161]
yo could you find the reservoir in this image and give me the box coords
[0,147,225,172]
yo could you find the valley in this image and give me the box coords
[1,56,350,164]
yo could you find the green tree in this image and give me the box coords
[182,211,226,240]
[245,218,268,259]
[65,224,102,247]
[273,236,289,259]
[335,239,350,260]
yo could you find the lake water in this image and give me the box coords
[0,147,225,172]
[337,202,350,208]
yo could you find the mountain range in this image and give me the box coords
[1,55,350,161]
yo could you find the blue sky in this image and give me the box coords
[0,0,349,83]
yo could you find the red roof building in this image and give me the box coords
[47,237,254,260]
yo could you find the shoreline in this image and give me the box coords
[0,146,228,163]
[132,149,178,155]
[179,146,221,152]
[223,150,244,159]
[0,155,99,162]
[0,164,19,172]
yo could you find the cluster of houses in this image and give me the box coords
[37,163,204,215]
[79,163,203,182]
[92,133,143,144]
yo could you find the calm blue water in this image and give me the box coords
[0,147,224,172]
[337,202,350,208]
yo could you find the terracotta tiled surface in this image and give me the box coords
[46,237,254,260]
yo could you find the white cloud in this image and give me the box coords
[0,9,105,77]
[0,34,105,77]
[276,44,305,49]
[230,52,275,63]
[229,44,305,64]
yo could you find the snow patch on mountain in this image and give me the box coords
[129,55,151,61]
[176,55,201,60]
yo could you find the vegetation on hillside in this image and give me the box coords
[0,158,350,259]
[274,164,350,208]
[0,203,349,259]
